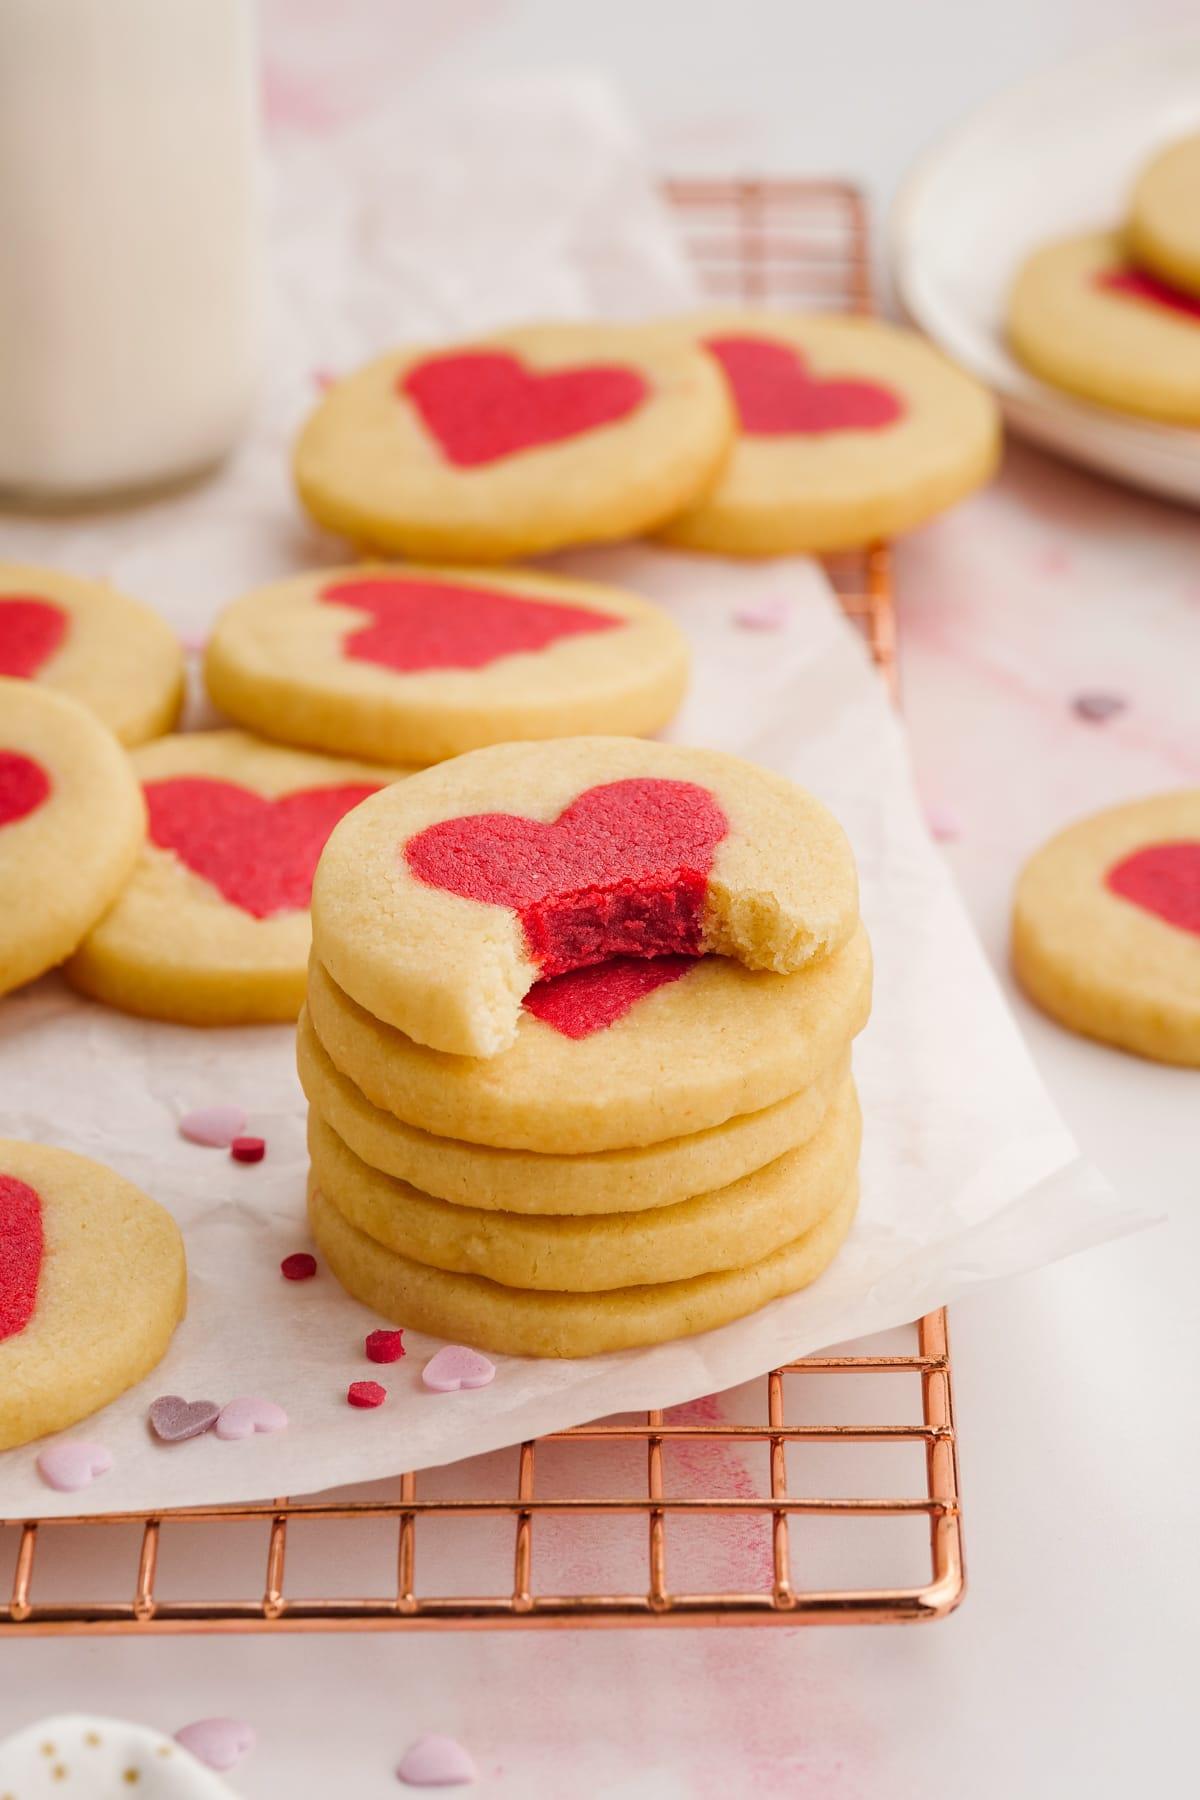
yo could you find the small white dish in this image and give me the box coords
[891,28,1200,504]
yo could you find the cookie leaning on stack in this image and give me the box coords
[300,737,872,1357]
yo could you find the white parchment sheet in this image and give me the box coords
[0,79,1148,1516]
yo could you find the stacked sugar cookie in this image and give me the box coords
[300,737,872,1358]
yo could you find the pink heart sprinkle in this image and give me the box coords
[924,803,961,844]
[215,1396,288,1441]
[397,1734,479,1787]
[422,1346,496,1393]
[36,1440,113,1492]
[734,595,789,630]
[179,1104,247,1147]
[150,1395,221,1442]
[176,1717,256,1772]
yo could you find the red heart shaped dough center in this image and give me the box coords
[523,954,696,1038]
[0,750,51,828]
[1106,841,1200,936]
[146,776,381,919]
[400,350,648,467]
[0,596,68,679]
[1096,267,1200,323]
[0,1174,43,1343]
[706,335,905,435]
[405,778,728,978]
[320,575,621,673]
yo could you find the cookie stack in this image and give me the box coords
[299,736,872,1358]
[1009,132,1200,423]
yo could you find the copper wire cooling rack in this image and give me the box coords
[0,178,961,1634]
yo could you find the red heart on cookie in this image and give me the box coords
[706,335,904,435]
[1096,267,1200,324]
[400,351,648,467]
[405,778,728,977]
[320,575,621,673]
[523,954,697,1039]
[145,777,381,920]
[0,597,67,679]
[0,1174,43,1343]
[1106,841,1200,936]
[0,750,51,828]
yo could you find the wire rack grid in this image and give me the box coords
[0,177,961,1635]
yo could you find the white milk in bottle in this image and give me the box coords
[0,0,261,499]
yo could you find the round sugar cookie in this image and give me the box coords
[1129,134,1200,299]
[306,927,872,1153]
[1012,789,1200,1066]
[297,1006,850,1214]
[656,312,999,555]
[311,735,860,1056]
[1008,231,1200,422]
[309,1078,860,1291]
[309,1170,858,1358]
[204,563,690,766]
[65,730,404,1025]
[0,1139,186,1449]
[294,322,735,563]
[0,563,184,745]
[0,680,144,999]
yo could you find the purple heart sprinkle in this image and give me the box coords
[1072,691,1127,723]
[149,1395,221,1443]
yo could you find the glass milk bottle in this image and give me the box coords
[0,0,261,500]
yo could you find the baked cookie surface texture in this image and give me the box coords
[0,1139,186,1450]
[205,563,689,765]
[1012,789,1200,1065]
[294,323,735,561]
[310,735,860,1056]
[0,563,183,744]
[1008,230,1200,422]
[658,311,999,553]
[1129,134,1200,300]
[66,729,403,1024]
[0,679,144,998]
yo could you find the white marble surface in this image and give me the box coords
[1,3,1195,1795]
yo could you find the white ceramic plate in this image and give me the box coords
[891,29,1200,505]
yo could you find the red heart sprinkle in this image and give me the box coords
[320,575,621,674]
[365,1328,406,1363]
[347,1380,387,1409]
[0,597,68,678]
[281,1252,317,1281]
[1106,841,1200,936]
[144,776,381,919]
[523,954,697,1039]
[405,778,727,978]
[401,350,648,467]
[1096,267,1200,323]
[0,750,51,828]
[0,1174,43,1343]
[230,1136,265,1163]
[706,335,904,435]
